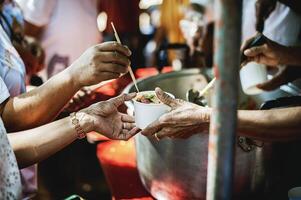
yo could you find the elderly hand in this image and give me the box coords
[68,41,131,88]
[141,88,211,139]
[79,93,140,140]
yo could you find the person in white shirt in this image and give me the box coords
[16,0,101,80]
[242,0,301,46]
[241,0,301,91]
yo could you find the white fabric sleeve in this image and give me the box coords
[0,77,10,104]
[15,0,57,27]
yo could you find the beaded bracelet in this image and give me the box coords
[70,112,86,139]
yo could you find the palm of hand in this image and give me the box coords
[95,110,123,139]
[84,101,124,139]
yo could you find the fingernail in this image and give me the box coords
[129,92,137,97]
[244,49,251,55]
[155,87,162,94]
[124,46,132,56]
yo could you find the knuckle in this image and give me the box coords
[92,56,98,63]
[92,45,99,52]
[263,44,269,50]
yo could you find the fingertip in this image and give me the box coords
[155,87,163,95]
[256,84,263,89]
[128,127,141,137]
[134,127,141,134]
[140,130,148,136]
[125,92,137,100]
[124,45,132,56]
[244,49,249,55]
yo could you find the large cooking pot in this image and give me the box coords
[123,69,294,200]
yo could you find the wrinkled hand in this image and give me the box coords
[141,88,211,139]
[257,66,301,91]
[68,41,131,87]
[255,0,277,32]
[80,93,140,140]
[243,36,289,66]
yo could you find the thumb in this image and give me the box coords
[110,93,136,107]
[155,87,179,108]
[257,67,287,91]
[244,44,267,57]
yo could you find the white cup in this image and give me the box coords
[133,91,174,129]
[240,61,268,95]
[289,187,301,200]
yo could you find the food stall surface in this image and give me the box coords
[97,139,154,200]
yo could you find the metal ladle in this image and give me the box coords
[186,77,216,106]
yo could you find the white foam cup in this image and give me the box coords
[133,91,174,129]
[240,61,267,95]
[289,187,301,200]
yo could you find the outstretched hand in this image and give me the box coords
[80,93,140,140]
[141,88,211,140]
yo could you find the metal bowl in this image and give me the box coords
[123,69,292,200]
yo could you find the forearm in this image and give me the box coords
[237,107,301,142]
[2,68,80,131]
[8,113,93,168]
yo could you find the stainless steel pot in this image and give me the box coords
[123,69,293,200]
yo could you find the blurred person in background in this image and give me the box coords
[180,0,301,90]
[242,0,301,91]
[145,0,189,68]
[17,0,102,111]
[141,0,301,138]
[16,0,101,81]
[179,1,214,68]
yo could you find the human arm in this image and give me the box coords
[243,37,301,66]
[141,88,301,142]
[2,42,131,132]
[237,107,301,142]
[8,93,140,168]
[242,35,301,90]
